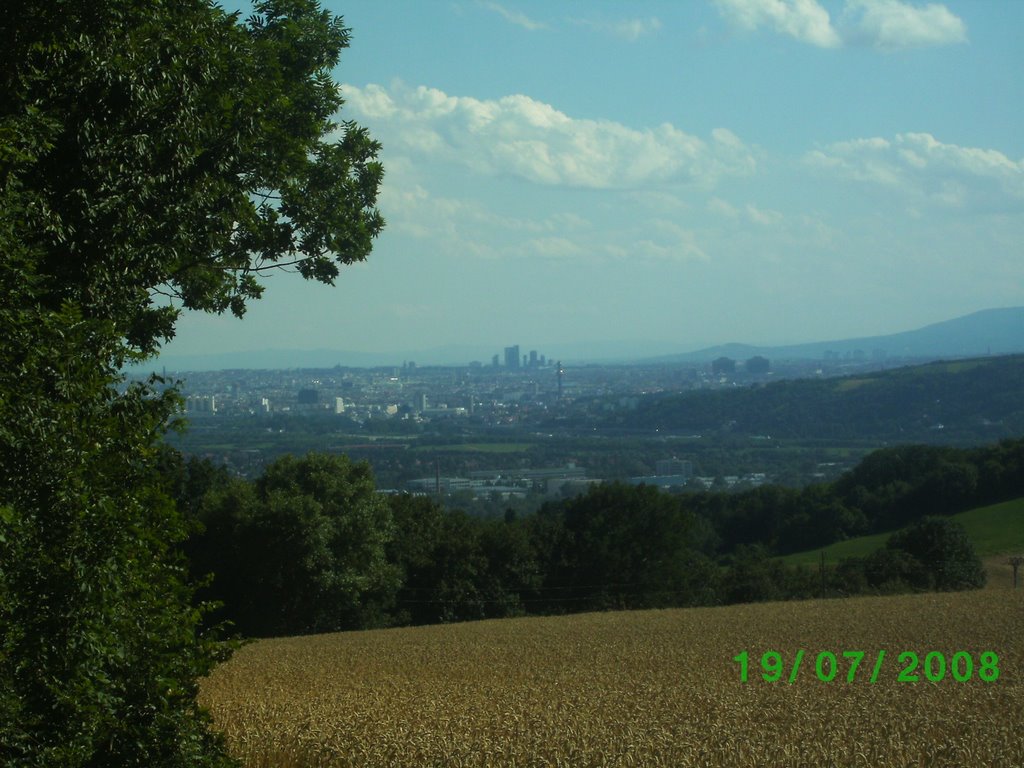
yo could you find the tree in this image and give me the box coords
[542,483,716,611]
[721,544,812,603]
[3,0,383,359]
[0,301,239,767]
[192,454,399,637]
[885,517,986,591]
[386,495,493,625]
[1,0,382,763]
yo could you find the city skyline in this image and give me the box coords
[157,0,1023,369]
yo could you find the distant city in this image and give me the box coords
[172,344,816,423]
[141,305,1024,503]
[150,335,980,498]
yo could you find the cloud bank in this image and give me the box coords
[714,0,966,49]
[343,82,756,189]
[806,133,1024,207]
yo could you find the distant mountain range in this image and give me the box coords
[136,306,1023,372]
[645,307,1024,364]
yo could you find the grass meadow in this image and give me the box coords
[200,580,1024,767]
[780,497,1024,567]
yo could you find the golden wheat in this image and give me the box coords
[200,587,1024,767]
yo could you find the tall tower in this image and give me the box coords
[504,345,520,369]
[557,360,564,399]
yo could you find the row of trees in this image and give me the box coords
[174,452,718,635]
[167,443,994,639]
[690,439,1024,556]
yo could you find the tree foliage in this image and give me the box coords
[529,483,718,611]
[1,0,382,763]
[191,454,399,637]
[0,301,236,766]
[172,436,1005,638]
[2,0,383,358]
[885,517,986,591]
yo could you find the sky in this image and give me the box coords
[160,0,1024,367]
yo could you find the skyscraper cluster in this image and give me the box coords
[500,345,547,369]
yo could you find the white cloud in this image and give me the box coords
[746,204,784,226]
[375,168,712,266]
[840,0,967,49]
[647,221,710,261]
[478,1,547,31]
[343,81,756,189]
[713,0,841,48]
[708,197,740,218]
[573,16,663,42]
[517,236,586,260]
[708,197,783,225]
[805,133,1024,207]
[378,178,597,261]
[714,0,966,50]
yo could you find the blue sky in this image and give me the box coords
[162,0,1023,366]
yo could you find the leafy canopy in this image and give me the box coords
[2,0,384,358]
[0,0,382,764]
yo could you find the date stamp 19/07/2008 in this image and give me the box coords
[732,650,1000,684]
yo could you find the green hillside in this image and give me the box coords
[618,354,1024,442]
[781,497,1024,566]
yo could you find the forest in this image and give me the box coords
[162,436,1024,638]
[614,355,1024,441]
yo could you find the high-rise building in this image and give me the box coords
[504,345,520,369]
[529,350,538,367]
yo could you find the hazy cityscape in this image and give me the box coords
[153,308,1024,507]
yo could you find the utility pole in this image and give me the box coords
[819,550,826,599]
[1009,555,1024,589]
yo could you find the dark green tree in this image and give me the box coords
[386,495,492,625]
[0,301,239,767]
[193,454,399,636]
[540,483,717,611]
[1,0,382,763]
[885,517,986,591]
[2,0,383,359]
[721,544,813,603]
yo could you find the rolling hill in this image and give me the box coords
[780,497,1024,567]
[653,306,1024,363]
[619,353,1024,442]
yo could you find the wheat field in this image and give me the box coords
[200,586,1024,768]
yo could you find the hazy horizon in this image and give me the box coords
[156,0,1024,366]
[138,305,1023,371]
